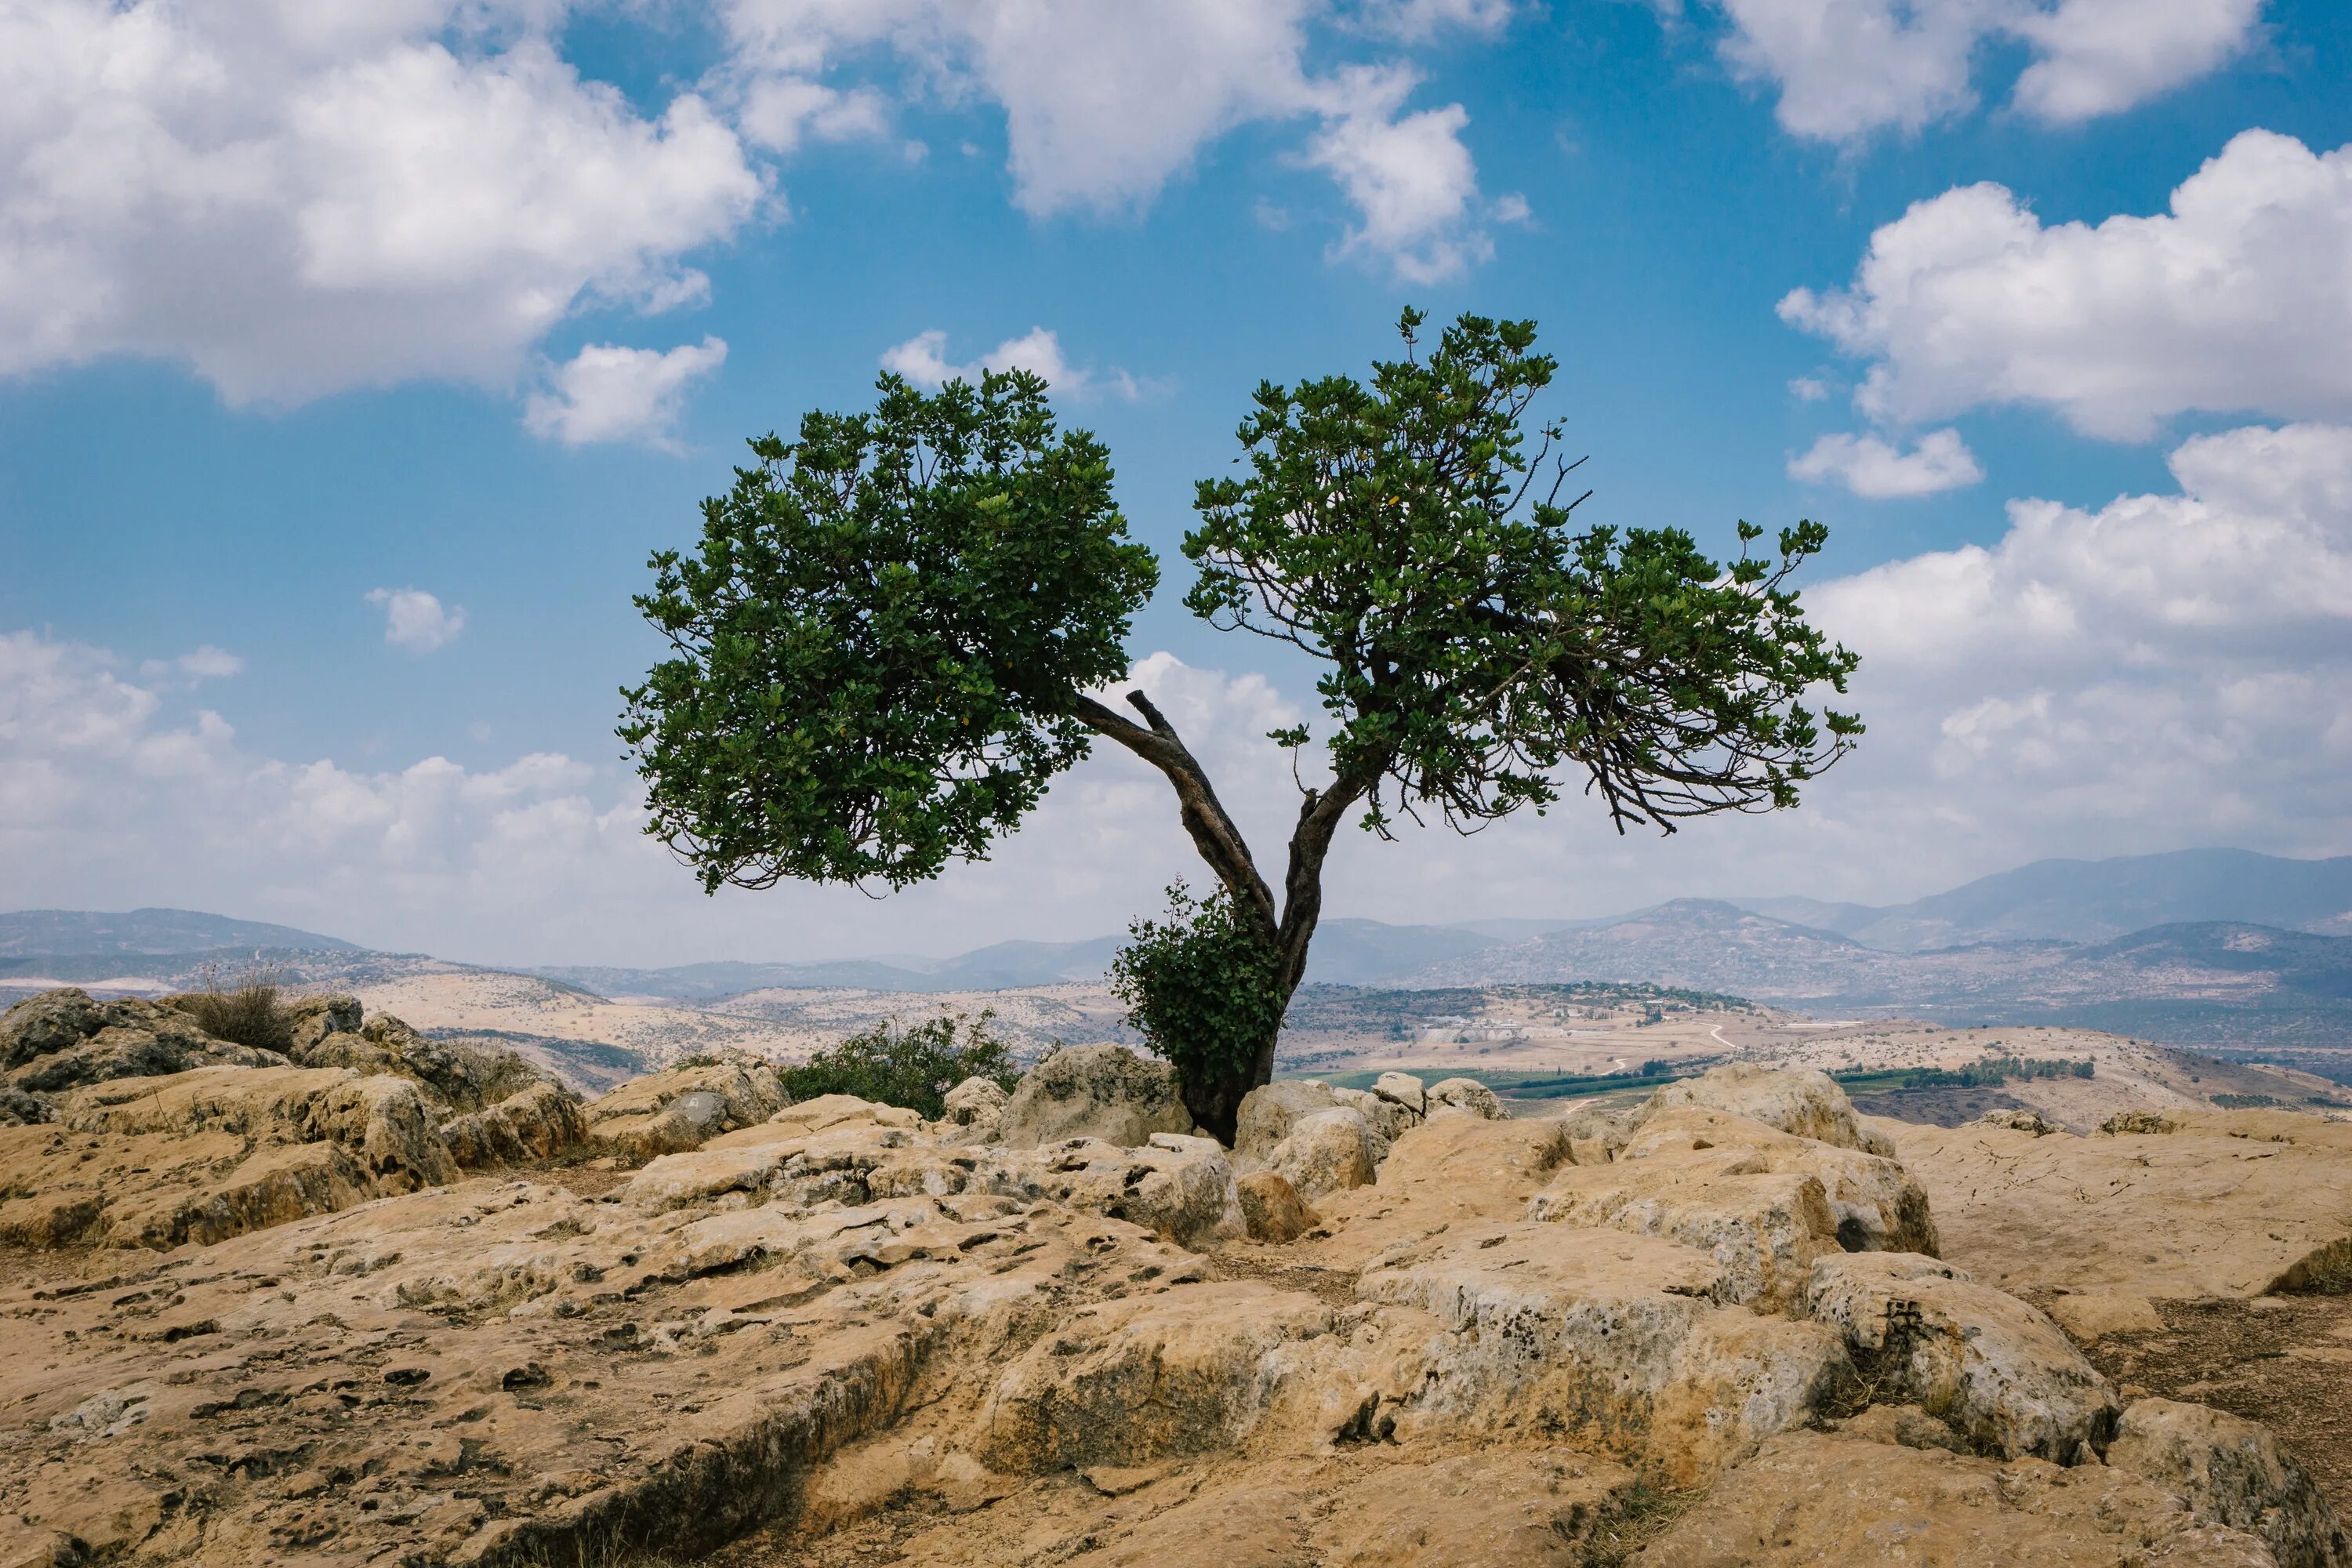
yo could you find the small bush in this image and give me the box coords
[176,964,294,1054]
[1110,881,1286,1091]
[779,1011,1018,1120]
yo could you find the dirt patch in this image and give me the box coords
[2082,1294,2352,1520]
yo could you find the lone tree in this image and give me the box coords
[622,311,1860,1142]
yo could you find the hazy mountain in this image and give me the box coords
[0,907,358,960]
[1733,849,2352,951]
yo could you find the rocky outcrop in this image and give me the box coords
[1269,1105,1387,1200]
[1426,1076,1505,1119]
[2,988,286,1094]
[941,1075,1010,1138]
[1884,1109,2352,1300]
[1639,1062,1896,1155]
[2,1056,2336,1568]
[1640,1430,2281,1565]
[1234,1079,1348,1164]
[1807,1250,2120,1464]
[994,1044,1196,1149]
[582,1057,788,1163]
[437,1081,587,1169]
[2108,1399,2352,1568]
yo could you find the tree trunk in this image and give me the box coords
[1075,688,1368,1146]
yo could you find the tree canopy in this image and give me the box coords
[622,311,1860,1142]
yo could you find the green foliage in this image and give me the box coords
[1185,308,1861,837]
[778,1011,1019,1120]
[1111,883,1288,1087]
[1903,1055,2094,1089]
[172,964,293,1054]
[620,369,1158,891]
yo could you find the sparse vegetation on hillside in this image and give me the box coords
[778,1011,1019,1120]
[169,965,294,1054]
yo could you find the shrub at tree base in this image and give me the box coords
[779,1012,1020,1122]
[1110,884,1288,1133]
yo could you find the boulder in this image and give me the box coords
[994,1044,1194,1149]
[1269,1106,1385,1200]
[978,1133,1243,1247]
[2048,1290,2165,1342]
[1425,1077,1504,1119]
[437,1081,586,1169]
[1372,1072,1427,1120]
[1359,1221,1853,1483]
[941,1075,1010,1138]
[583,1058,788,1163]
[1806,1251,2119,1464]
[2107,1399,2351,1568]
[764,1093,922,1137]
[1235,1079,1347,1164]
[1236,1170,1320,1243]
[1639,1062,1895,1155]
[1982,1108,2062,1135]
[280,993,361,1058]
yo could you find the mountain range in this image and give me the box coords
[5,852,2350,1051]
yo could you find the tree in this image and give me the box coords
[622,314,1861,1144]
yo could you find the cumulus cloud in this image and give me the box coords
[879,327,1145,401]
[1304,67,1490,283]
[716,0,1494,278]
[1788,428,1983,497]
[524,337,728,449]
[1700,0,2264,142]
[1780,131,2352,441]
[0,1,764,403]
[366,588,467,653]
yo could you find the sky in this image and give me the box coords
[2,0,2350,967]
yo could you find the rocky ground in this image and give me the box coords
[2,988,2349,1567]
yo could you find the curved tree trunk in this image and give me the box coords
[1076,689,1368,1145]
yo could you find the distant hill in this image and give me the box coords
[1733,849,2352,951]
[0,907,359,960]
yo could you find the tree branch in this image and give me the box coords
[1072,692,1279,934]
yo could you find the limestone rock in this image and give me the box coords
[281,993,361,1058]
[2048,1290,2165,1342]
[1982,1107,2061,1134]
[437,1081,586,1169]
[1527,1107,1935,1308]
[1807,1251,2119,1464]
[1270,1106,1385,1200]
[2,987,286,1096]
[978,1134,1243,1247]
[1371,1072,1426,1120]
[942,1075,1010,1138]
[1882,1111,2352,1300]
[2107,1399,2351,1568]
[583,1058,787,1163]
[1425,1076,1504,1119]
[2102,1109,2181,1135]
[1235,1079,1347,1165]
[1639,1062,1895,1155]
[979,1282,1331,1472]
[765,1092,922,1136]
[995,1044,1195,1149]
[1236,1170,1320,1243]
[0,1084,48,1126]
[1359,1221,1853,1483]
[1639,1431,2278,1566]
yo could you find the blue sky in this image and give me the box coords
[3,0,2350,965]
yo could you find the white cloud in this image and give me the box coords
[0,2,764,403]
[1788,376,1831,401]
[880,327,1146,401]
[1780,131,2352,441]
[524,336,728,449]
[366,588,467,653]
[1788,427,1983,497]
[716,0,1494,279]
[735,77,891,153]
[1304,66,1490,283]
[138,646,244,683]
[1700,0,2264,142]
